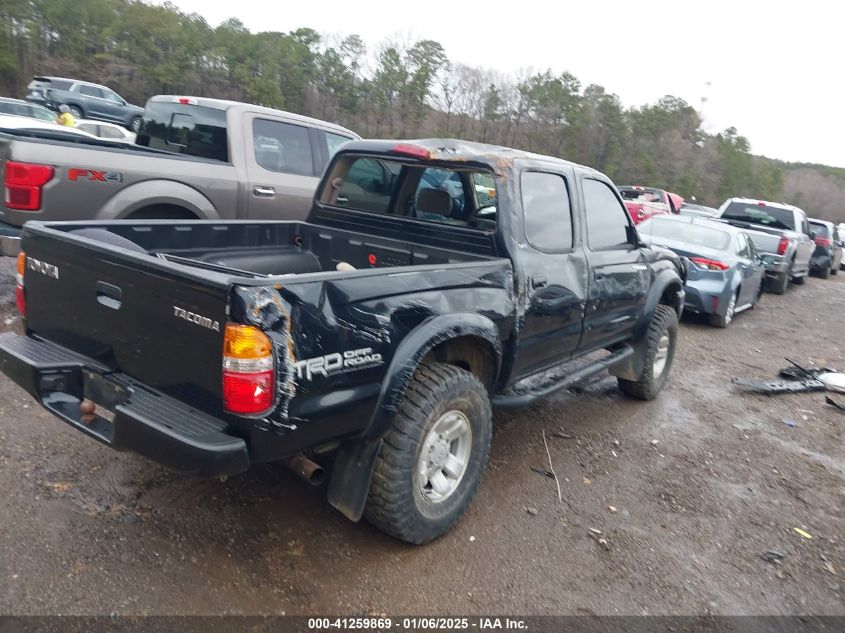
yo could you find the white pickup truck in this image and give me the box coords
[717,197,815,294]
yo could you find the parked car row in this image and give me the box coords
[25,76,144,132]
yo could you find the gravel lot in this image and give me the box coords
[0,257,842,616]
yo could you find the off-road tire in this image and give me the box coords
[768,272,789,294]
[365,363,492,544]
[618,304,678,401]
[818,265,830,279]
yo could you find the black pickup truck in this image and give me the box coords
[0,139,685,543]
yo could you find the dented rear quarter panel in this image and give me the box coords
[229,259,515,459]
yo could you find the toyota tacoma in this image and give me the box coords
[0,139,685,543]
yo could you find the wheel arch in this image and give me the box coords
[326,313,502,523]
[95,180,219,220]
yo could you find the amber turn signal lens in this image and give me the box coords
[223,323,272,359]
[16,251,25,277]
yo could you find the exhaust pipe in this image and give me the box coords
[284,454,326,486]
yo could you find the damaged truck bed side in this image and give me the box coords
[0,139,685,544]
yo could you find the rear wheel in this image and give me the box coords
[365,363,492,544]
[818,265,830,279]
[768,272,789,295]
[709,289,738,328]
[618,304,678,401]
[129,116,141,133]
[68,105,83,118]
[792,273,806,284]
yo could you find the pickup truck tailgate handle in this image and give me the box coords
[253,186,276,198]
[96,281,122,310]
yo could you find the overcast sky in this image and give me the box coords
[160,0,843,168]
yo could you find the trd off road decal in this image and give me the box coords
[294,347,383,381]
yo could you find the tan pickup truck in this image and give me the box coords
[0,95,358,254]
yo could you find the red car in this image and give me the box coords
[619,186,684,224]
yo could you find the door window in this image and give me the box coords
[584,179,631,250]
[252,118,314,176]
[521,171,573,252]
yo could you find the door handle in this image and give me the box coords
[96,281,122,310]
[531,276,548,289]
[252,186,276,198]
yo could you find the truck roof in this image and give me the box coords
[337,138,603,175]
[147,95,359,138]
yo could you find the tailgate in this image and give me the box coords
[20,227,230,411]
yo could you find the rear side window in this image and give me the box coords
[584,179,630,250]
[30,78,73,90]
[77,123,98,135]
[0,102,28,116]
[521,171,573,251]
[78,85,104,98]
[137,101,229,162]
[252,118,314,176]
[326,132,352,159]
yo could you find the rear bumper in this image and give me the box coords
[682,280,727,316]
[0,332,249,477]
[810,253,831,271]
[0,222,22,256]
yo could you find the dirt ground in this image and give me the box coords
[0,255,842,616]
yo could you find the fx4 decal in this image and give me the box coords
[68,168,124,183]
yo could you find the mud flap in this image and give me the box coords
[327,437,383,522]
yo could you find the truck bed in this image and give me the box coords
[17,219,510,449]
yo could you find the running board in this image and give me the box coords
[492,345,634,410]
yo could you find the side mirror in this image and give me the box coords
[809,230,817,240]
[626,225,641,248]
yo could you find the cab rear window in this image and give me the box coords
[324,156,497,231]
[810,223,830,238]
[136,101,229,162]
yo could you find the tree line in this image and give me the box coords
[1,0,843,221]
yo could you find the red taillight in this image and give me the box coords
[15,251,25,316]
[690,257,729,271]
[777,236,790,255]
[815,236,832,247]
[223,371,274,414]
[222,324,274,415]
[391,143,431,160]
[4,161,54,211]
